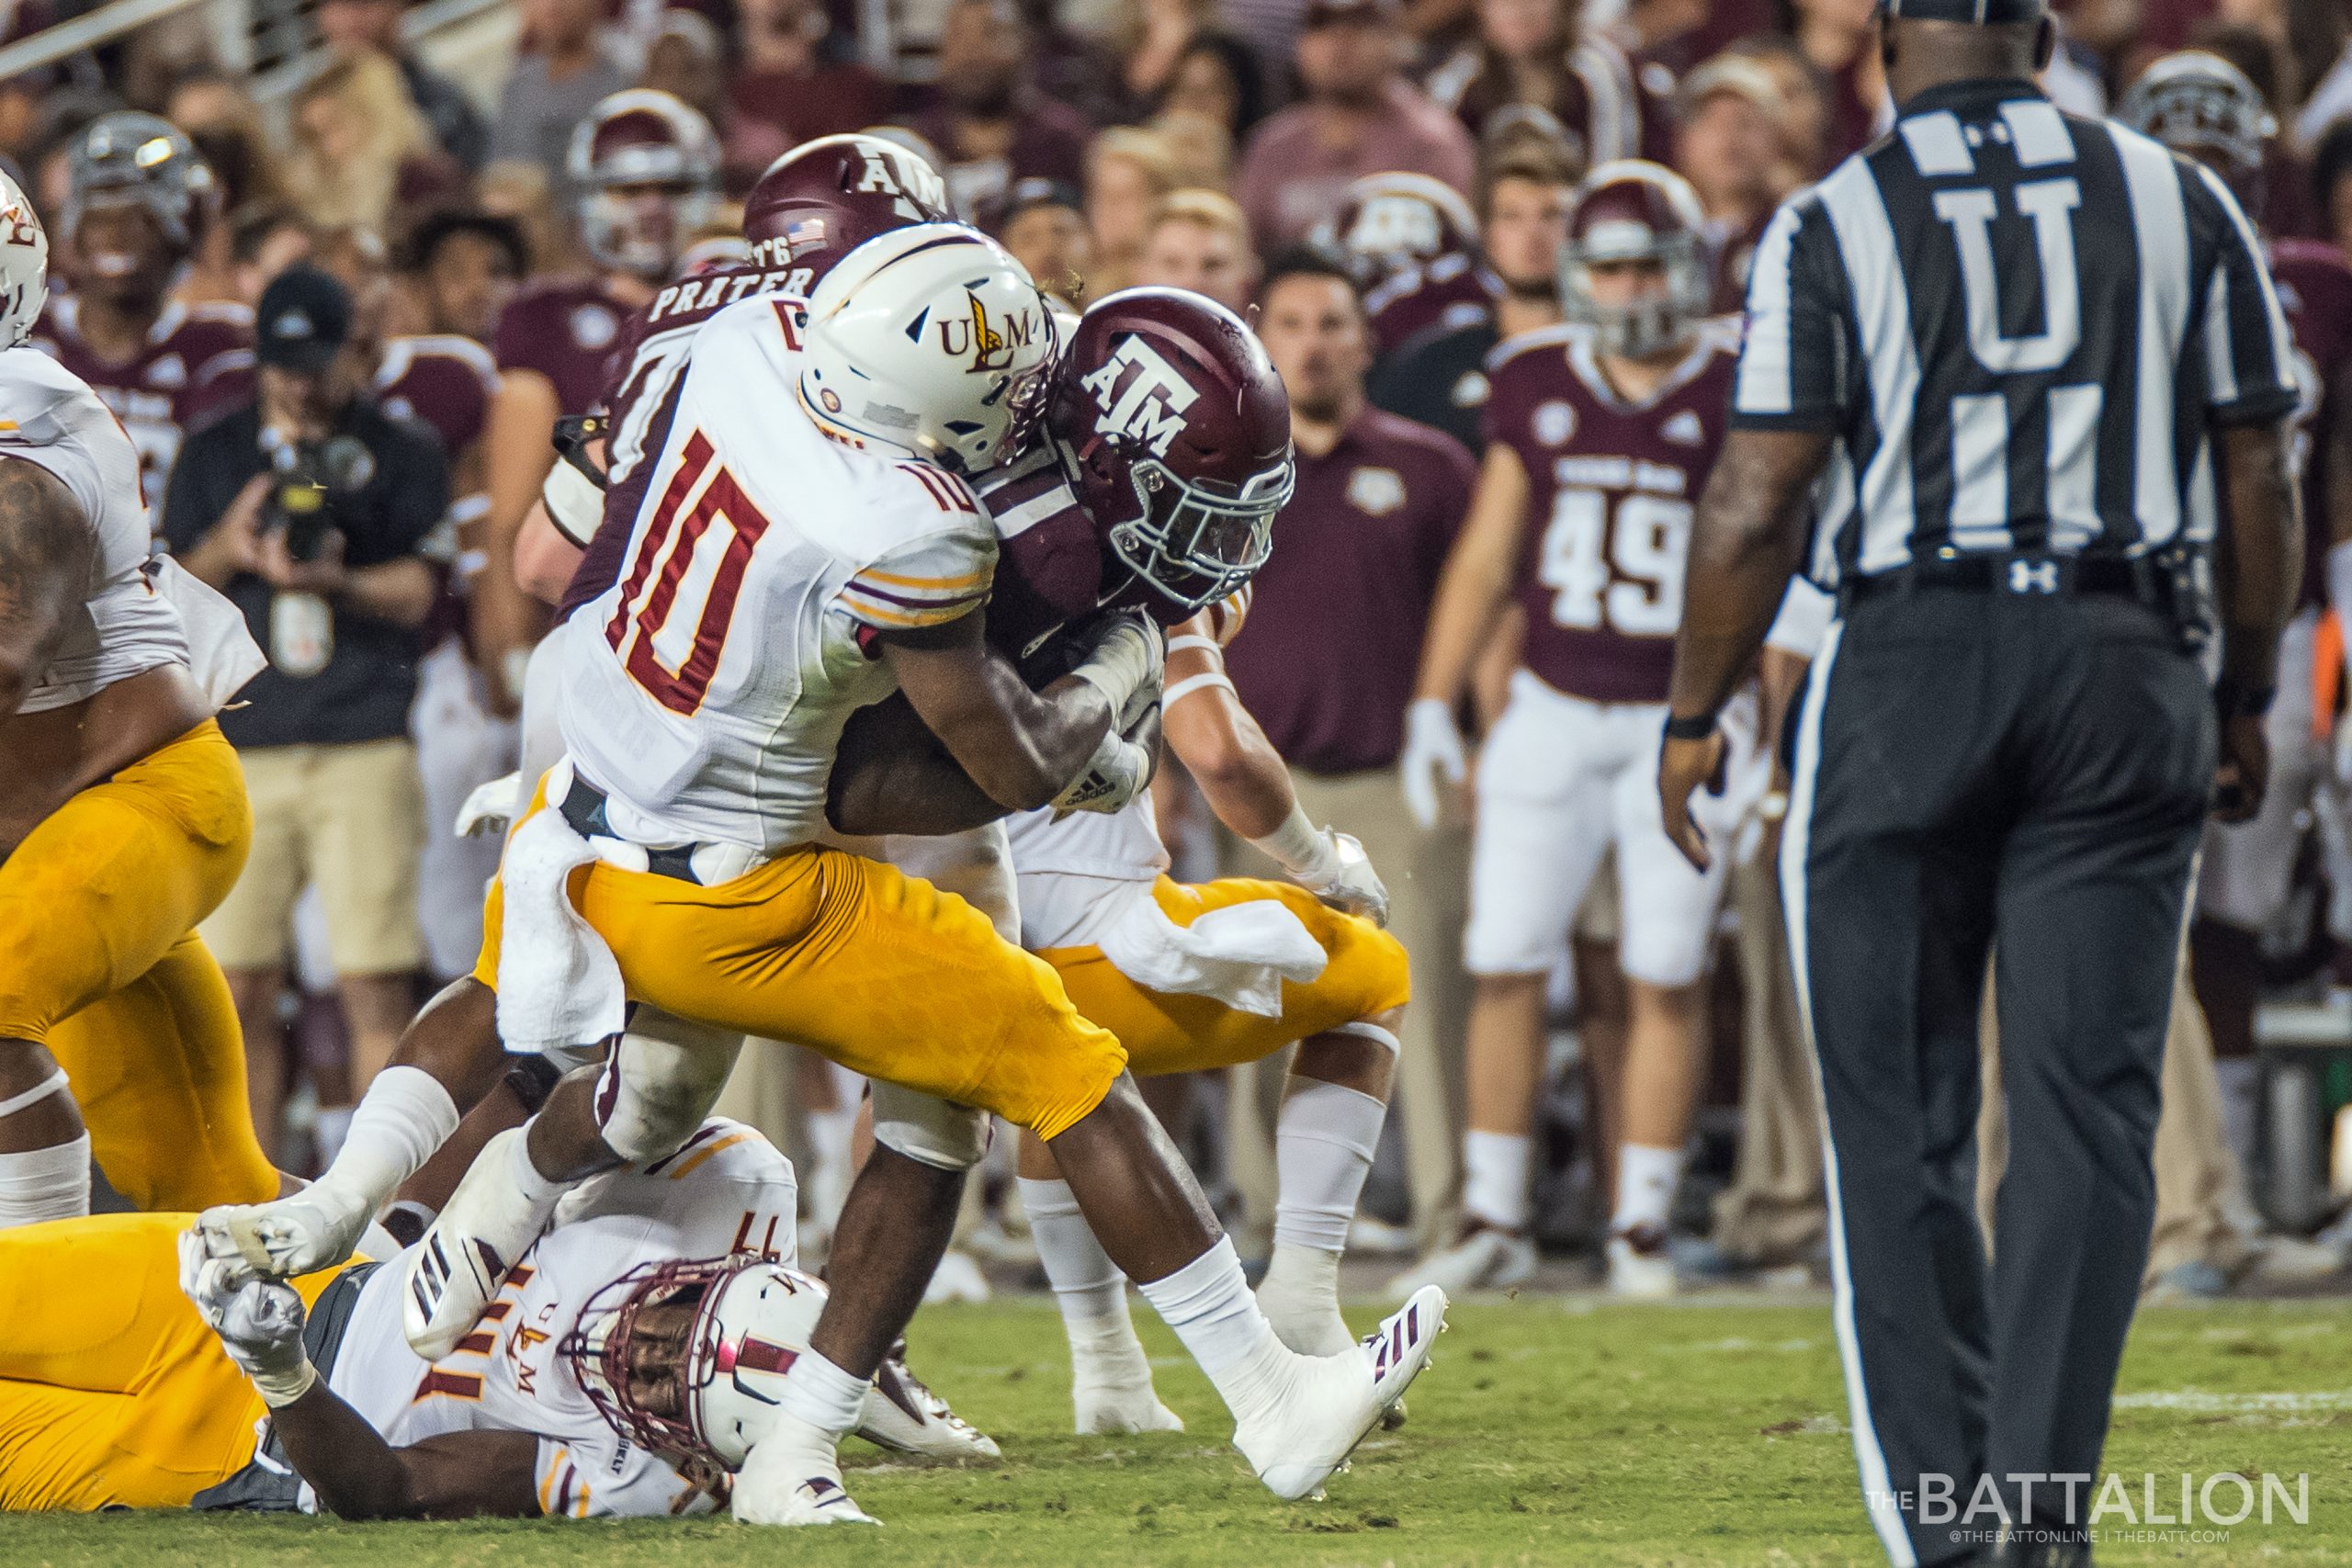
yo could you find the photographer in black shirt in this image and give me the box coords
[164,264,449,1158]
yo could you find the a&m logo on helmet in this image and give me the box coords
[1080,334,1199,458]
[855,147,949,222]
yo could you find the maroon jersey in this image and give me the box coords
[1483,320,1740,705]
[31,296,253,519]
[2270,240,2352,609]
[1364,254,1497,359]
[1706,212,1770,318]
[1223,409,1476,774]
[375,334,500,461]
[556,265,816,620]
[492,279,635,417]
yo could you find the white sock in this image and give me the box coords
[1020,1176,1156,1387]
[1611,1141,1685,1235]
[1136,1237,1292,1424]
[0,1134,90,1226]
[314,1106,355,1168]
[1462,1129,1532,1231]
[774,1348,872,1438]
[313,1066,459,1223]
[1272,1077,1385,1255]
[1258,1244,1351,1355]
[513,1120,572,1205]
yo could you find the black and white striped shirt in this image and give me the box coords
[1732,77,2299,585]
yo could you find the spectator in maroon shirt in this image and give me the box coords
[722,0,894,189]
[910,0,1094,220]
[1423,0,1676,164]
[1235,0,1478,249]
[1220,246,1476,1250]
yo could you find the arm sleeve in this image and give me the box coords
[1730,198,1853,434]
[2193,164,2301,427]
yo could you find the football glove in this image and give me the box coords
[178,1227,315,1406]
[1400,698,1466,830]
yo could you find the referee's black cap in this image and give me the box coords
[1880,0,2046,23]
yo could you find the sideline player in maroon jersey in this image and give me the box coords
[1395,162,1759,1298]
[32,114,251,525]
[473,89,719,716]
[2121,55,2352,1145]
[1323,172,1499,358]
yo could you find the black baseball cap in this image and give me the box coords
[255,264,353,373]
[1881,0,2045,22]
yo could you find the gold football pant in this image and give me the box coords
[477,791,1127,1139]
[0,1213,343,1510]
[1038,876,1412,1076]
[0,720,276,1209]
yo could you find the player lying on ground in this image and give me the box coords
[213,223,1443,1524]
[0,1117,974,1515]
[0,160,284,1228]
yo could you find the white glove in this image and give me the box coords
[1068,611,1166,730]
[1251,805,1390,926]
[1400,697,1467,830]
[178,1228,315,1406]
[455,771,525,838]
[1051,728,1152,816]
[196,1183,375,1289]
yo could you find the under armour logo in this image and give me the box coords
[1080,334,1199,457]
[2009,558,2059,594]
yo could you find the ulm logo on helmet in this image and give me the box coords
[1080,335,1197,458]
[937,291,1035,373]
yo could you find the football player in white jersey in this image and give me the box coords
[386,224,1441,1524]
[0,1118,969,1514]
[0,167,279,1228]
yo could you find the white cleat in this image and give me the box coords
[733,1413,882,1527]
[1236,1285,1447,1501]
[1073,1378,1185,1435]
[1385,1225,1535,1300]
[197,1186,373,1287]
[401,1129,560,1359]
[855,1348,1002,1462]
[1605,1230,1678,1300]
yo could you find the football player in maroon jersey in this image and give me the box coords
[2122,54,2352,1249]
[1396,162,1759,1298]
[33,113,252,524]
[473,89,719,716]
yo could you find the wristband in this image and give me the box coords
[254,1356,318,1410]
[1250,802,1339,881]
[1663,711,1719,742]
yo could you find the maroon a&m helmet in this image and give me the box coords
[1322,171,1480,289]
[566,90,720,279]
[1047,287,1294,615]
[1560,159,1710,360]
[741,134,952,282]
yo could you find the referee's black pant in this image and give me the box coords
[1782,587,2213,1567]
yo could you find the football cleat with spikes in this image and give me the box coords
[1235,1285,1446,1501]
[733,1412,882,1527]
[401,1128,562,1359]
[854,1346,1002,1462]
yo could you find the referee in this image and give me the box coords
[1657,5,2301,1567]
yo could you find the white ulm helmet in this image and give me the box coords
[0,169,47,348]
[563,1255,829,1478]
[797,221,1057,473]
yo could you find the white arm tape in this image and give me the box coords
[1165,636,1223,659]
[0,1067,70,1120]
[1163,671,1237,706]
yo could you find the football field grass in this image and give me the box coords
[4,1293,2349,1566]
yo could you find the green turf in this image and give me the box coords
[3,1296,2348,1566]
